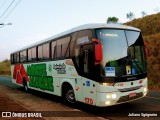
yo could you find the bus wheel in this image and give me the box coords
[65,87,76,104]
[23,80,28,92]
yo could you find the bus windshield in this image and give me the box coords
[96,29,147,77]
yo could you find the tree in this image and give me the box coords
[107,17,119,24]
[141,11,147,17]
[126,12,135,20]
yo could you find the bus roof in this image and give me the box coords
[11,23,140,54]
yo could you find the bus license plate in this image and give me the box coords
[129,92,137,97]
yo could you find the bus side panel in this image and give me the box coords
[11,64,24,87]
[82,77,97,105]
[52,77,61,96]
[75,78,83,102]
[11,65,16,84]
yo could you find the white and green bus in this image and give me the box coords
[11,23,148,106]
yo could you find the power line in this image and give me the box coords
[1,0,22,22]
[0,0,16,21]
[0,24,5,28]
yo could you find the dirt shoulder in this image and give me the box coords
[0,85,44,120]
[0,85,106,120]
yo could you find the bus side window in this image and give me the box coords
[56,36,70,59]
[76,30,92,44]
[11,54,14,64]
[43,43,50,60]
[38,45,43,60]
[14,52,20,63]
[20,50,27,62]
[20,51,23,62]
[62,36,70,58]
[57,39,62,59]
[28,49,32,62]
[31,47,37,61]
[70,32,78,57]
[14,53,17,63]
[51,41,56,59]
[74,30,93,69]
[23,51,27,62]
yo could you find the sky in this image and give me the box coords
[0,0,160,62]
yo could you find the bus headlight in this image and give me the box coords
[143,87,147,93]
[143,87,148,96]
[106,94,111,99]
[105,101,111,105]
[112,94,117,99]
[106,94,117,99]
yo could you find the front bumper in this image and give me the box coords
[96,85,147,107]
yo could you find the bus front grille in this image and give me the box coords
[118,85,142,92]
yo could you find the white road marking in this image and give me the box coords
[97,117,110,120]
[145,96,160,100]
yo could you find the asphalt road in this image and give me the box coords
[0,76,160,120]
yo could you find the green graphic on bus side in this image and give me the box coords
[27,64,54,92]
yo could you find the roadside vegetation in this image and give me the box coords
[0,59,10,76]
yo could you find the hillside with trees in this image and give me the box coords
[0,59,10,76]
[125,13,160,90]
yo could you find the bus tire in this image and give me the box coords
[63,84,76,104]
[23,79,29,92]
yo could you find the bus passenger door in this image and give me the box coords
[80,44,97,105]
[79,44,94,74]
